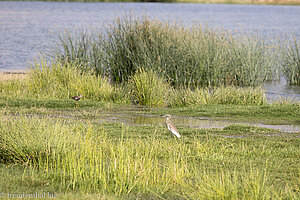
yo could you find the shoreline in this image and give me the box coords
[0,71,27,81]
[1,71,27,74]
[178,0,300,5]
[1,0,300,5]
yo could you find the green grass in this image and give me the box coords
[159,104,300,125]
[169,86,267,107]
[0,75,299,198]
[0,95,298,125]
[0,62,268,107]
[129,68,171,107]
[0,60,130,103]
[0,115,299,199]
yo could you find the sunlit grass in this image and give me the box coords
[169,86,266,107]
[0,116,298,199]
[0,61,130,103]
[129,68,171,107]
[0,63,267,107]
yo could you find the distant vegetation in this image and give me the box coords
[3,0,300,5]
[179,0,300,5]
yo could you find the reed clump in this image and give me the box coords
[105,16,274,87]
[53,30,105,75]
[52,16,275,88]
[169,87,210,107]
[129,68,170,107]
[210,86,267,105]
[281,38,300,85]
[169,86,266,107]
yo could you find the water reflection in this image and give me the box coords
[130,116,235,129]
[251,124,300,133]
[93,114,300,133]
[263,79,300,101]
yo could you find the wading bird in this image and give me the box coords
[163,114,181,138]
[72,94,83,108]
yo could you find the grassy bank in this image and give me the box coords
[0,63,267,107]
[0,71,299,199]
[0,116,299,199]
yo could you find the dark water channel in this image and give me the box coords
[1,2,300,101]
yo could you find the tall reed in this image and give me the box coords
[104,16,275,87]
[51,16,275,88]
[281,38,300,85]
[51,29,106,75]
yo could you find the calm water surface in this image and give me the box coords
[1,2,300,100]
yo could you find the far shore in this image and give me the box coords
[178,0,300,5]
[0,71,27,81]
[1,0,300,5]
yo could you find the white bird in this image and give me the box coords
[163,114,181,138]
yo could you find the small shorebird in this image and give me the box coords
[72,94,83,108]
[163,114,181,138]
[72,94,83,101]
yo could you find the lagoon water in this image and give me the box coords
[0,1,300,100]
